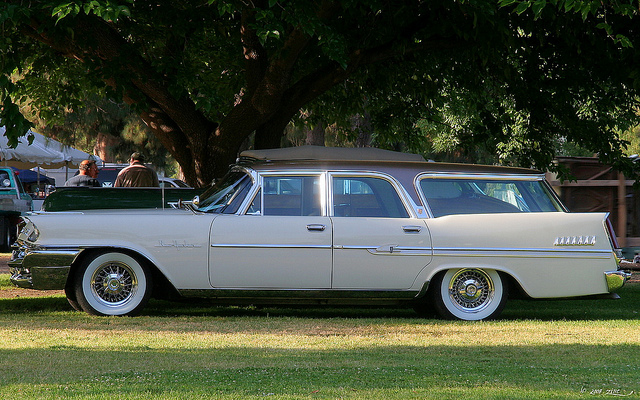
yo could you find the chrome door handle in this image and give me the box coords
[307,224,326,231]
[402,225,422,233]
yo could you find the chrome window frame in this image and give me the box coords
[237,169,419,219]
[195,166,257,214]
[327,171,417,219]
[238,170,328,216]
[414,172,567,218]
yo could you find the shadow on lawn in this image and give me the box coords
[1,343,639,397]
[1,282,638,321]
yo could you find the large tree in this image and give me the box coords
[2,1,640,186]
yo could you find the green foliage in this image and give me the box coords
[285,1,640,178]
[52,0,132,23]
[3,0,640,182]
[621,126,640,157]
[31,94,174,170]
[500,0,638,45]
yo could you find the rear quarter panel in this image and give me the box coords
[419,212,616,298]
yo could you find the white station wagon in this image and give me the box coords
[9,146,632,320]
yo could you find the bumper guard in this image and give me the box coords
[9,247,83,290]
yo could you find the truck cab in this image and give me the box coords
[0,167,33,251]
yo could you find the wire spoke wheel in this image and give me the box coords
[91,261,138,306]
[432,268,508,321]
[448,269,494,313]
[74,252,152,316]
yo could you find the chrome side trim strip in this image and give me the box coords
[336,245,430,249]
[211,244,611,257]
[210,243,432,254]
[333,245,432,256]
[434,247,613,258]
[211,244,332,249]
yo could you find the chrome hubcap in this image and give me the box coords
[91,262,137,305]
[448,269,494,312]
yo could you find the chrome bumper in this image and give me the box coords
[9,247,83,290]
[605,269,632,292]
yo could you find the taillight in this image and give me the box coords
[605,217,620,249]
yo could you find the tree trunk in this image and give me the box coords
[354,112,373,147]
[306,121,325,146]
[94,132,120,162]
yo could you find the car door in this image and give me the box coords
[330,174,432,290]
[209,173,332,289]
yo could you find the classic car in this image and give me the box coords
[9,146,632,320]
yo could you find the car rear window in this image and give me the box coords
[419,178,563,217]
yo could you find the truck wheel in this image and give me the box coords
[430,268,508,321]
[74,252,152,316]
[0,217,11,253]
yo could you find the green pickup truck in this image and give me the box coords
[0,167,33,251]
[41,186,203,212]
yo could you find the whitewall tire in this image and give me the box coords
[74,252,152,316]
[431,268,508,321]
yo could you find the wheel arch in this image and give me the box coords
[422,264,527,300]
[65,247,180,302]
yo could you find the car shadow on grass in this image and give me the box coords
[1,282,638,321]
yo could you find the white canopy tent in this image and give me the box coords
[0,127,101,169]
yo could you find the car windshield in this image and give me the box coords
[195,171,253,213]
[419,178,563,217]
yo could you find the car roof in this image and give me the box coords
[238,146,541,175]
[240,146,426,163]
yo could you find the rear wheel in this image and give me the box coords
[431,268,507,321]
[73,252,152,316]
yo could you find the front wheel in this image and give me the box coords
[431,268,508,321]
[73,252,152,316]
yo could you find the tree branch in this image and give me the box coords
[21,13,215,182]
[284,36,464,114]
[241,8,268,97]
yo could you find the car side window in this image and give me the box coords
[332,176,409,218]
[249,176,322,216]
[246,189,262,215]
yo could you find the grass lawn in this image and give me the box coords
[0,273,639,399]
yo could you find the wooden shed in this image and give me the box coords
[547,157,640,254]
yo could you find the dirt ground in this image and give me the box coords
[0,254,10,275]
